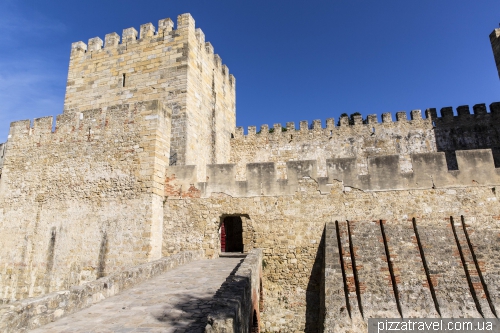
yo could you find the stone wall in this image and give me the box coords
[491,28,500,80]
[0,100,170,303]
[164,177,500,332]
[431,103,500,169]
[323,213,500,332]
[229,103,500,179]
[0,250,203,333]
[1,13,500,333]
[64,13,235,173]
[230,110,435,180]
[185,20,236,168]
[205,249,263,333]
[164,148,500,198]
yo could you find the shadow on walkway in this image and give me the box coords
[151,258,245,332]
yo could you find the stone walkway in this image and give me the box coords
[31,256,244,333]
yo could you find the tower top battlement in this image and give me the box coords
[69,12,234,88]
[65,13,234,112]
[490,28,500,79]
[63,13,236,171]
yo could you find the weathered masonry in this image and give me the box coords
[65,14,235,172]
[1,13,500,333]
[0,13,235,304]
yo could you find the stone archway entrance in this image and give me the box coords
[220,216,244,253]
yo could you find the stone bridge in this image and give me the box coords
[0,250,263,333]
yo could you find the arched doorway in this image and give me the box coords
[220,216,243,252]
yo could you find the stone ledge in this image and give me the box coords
[0,250,204,333]
[205,249,263,333]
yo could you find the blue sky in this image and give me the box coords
[0,0,499,140]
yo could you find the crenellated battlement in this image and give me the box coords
[6,101,170,147]
[233,109,428,140]
[431,102,500,123]
[232,102,500,140]
[68,13,234,87]
[165,148,500,198]
[63,13,236,170]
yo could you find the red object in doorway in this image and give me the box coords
[221,222,226,252]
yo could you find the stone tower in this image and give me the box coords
[65,13,235,175]
[490,27,500,79]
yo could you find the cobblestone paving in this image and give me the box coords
[31,257,243,333]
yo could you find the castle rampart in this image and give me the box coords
[164,148,500,198]
[163,179,500,332]
[229,102,500,180]
[0,101,170,302]
[432,102,500,168]
[2,14,500,333]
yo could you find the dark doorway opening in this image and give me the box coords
[220,216,243,252]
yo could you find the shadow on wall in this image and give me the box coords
[97,232,108,278]
[437,147,500,171]
[432,105,500,170]
[305,228,325,333]
[44,227,57,294]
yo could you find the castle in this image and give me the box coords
[1,13,500,332]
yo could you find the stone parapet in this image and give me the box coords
[0,250,203,333]
[230,102,500,180]
[5,100,170,197]
[205,249,263,333]
[232,103,500,141]
[165,148,500,197]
